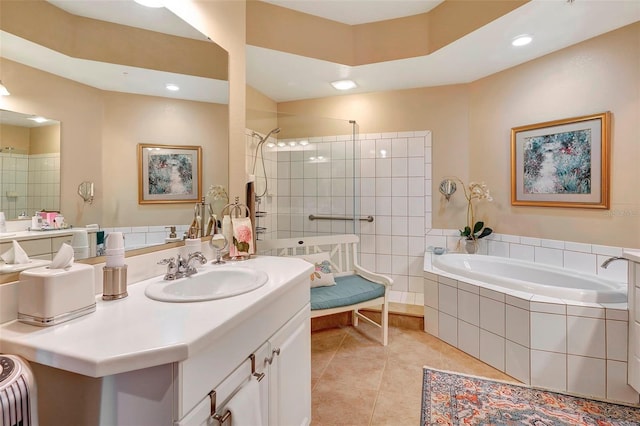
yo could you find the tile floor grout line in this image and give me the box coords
[368,350,391,425]
[311,329,349,392]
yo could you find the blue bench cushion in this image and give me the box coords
[310,274,385,310]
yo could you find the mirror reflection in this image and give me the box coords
[0,110,60,219]
[0,0,229,273]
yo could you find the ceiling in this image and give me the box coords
[247,0,640,102]
[3,1,639,104]
[261,0,445,25]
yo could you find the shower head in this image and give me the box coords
[253,127,281,146]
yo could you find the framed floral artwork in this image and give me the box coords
[510,112,610,209]
[137,144,202,204]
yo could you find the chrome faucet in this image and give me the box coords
[158,252,207,280]
[601,256,627,269]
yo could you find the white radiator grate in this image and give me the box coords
[0,355,36,426]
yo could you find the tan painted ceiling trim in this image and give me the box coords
[247,0,530,66]
[0,0,228,80]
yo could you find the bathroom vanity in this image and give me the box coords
[0,256,312,425]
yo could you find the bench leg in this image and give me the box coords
[352,309,359,327]
[381,301,389,346]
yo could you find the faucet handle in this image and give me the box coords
[157,257,175,265]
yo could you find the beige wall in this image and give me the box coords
[30,123,60,155]
[0,124,30,153]
[468,22,640,248]
[0,58,104,226]
[0,58,228,228]
[277,22,640,249]
[246,84,278,135]
[101,92,228,227]
[167,0,247,201]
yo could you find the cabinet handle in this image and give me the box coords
[264,348,281,365]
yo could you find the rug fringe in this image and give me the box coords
[422,365,640,409]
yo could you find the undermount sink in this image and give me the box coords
[144,266,269,302]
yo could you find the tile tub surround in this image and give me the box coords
[422,266,639,405]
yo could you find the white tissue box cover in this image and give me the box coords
[18,263,95,320]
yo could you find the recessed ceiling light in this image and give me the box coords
[331,80,357,91]
[512,35,533,47]
[288,141,297,146]
[266,142,275,148]
[309,156,316,161]
[299,140,309,146]
[317,156,324,160]
[28,116,48,123]
[134,0,164,8]
[166,83,180,91]
[0,81,10,96]
[277,142,286,147]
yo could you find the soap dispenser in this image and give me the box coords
[165,226,182,243]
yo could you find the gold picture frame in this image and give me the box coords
[137,143,202,204]
[510,112,610,209]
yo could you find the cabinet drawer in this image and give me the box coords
[0,238,52,256]
[52,235,73,252]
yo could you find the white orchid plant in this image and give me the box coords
[457,180,493,241]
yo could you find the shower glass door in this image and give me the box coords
[245,110,360,241]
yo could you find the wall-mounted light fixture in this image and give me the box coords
[78,181,94,204]
[439,178,457,201]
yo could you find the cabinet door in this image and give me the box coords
[268,306,311,426]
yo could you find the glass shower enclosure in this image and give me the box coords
[245,110,361,242]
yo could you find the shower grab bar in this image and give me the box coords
[308,214,374,223]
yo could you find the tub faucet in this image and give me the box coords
[601,256,628,269]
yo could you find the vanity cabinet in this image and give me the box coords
[267,307,311,426]
[178,305,311,426]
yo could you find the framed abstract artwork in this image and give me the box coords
[511,112,610,209]
[137,144,202,204]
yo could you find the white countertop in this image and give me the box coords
[0,227,97,243]
[0,256,311,378]
[624,249,640,263]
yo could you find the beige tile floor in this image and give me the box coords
[310,322,517,426]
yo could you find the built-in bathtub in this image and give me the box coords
[432,253,626,304]
[423,253,638,405]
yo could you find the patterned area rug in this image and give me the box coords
[421,367,640,426]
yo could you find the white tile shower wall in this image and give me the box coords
[102,225,190,250]
[423,271,639,404]
[0,152,59,219]
[425,230,630,285]
[28,153,60,215]
[260,130,432,305]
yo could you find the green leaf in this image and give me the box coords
[473,221,484,234]
[477,227,493,239]
[460,226,471,237]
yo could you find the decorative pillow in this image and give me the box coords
[297,252,336,288]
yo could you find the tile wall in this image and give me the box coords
[425,229,629,285]
[0,152,60,219]
[249,129,432,307]
[423,269,638,404]
[102,225,190,250]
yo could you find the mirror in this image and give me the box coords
[0,109,61,219]
[210,234,228,265]
[0,0,229,271]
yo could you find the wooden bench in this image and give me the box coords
[258,234,393,346]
